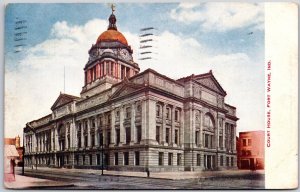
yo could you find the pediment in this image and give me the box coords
[109,81,145,101]
[194,73,227,96]
[51,93,79,110]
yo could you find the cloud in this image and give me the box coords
[5,18,264,140]
[170,2,264,32]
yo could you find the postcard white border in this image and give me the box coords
[265,2,298,189]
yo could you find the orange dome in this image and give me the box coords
[96,29,128,45]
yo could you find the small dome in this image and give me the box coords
[96,30,128,45]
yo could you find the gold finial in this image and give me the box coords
[111,3,116,14]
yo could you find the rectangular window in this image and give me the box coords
[159,152,164,166]
[156,126,160,143]
[175,110,179,121]
[135,151,140,166]
[97,154,100,165]
[92,119,96,128]
[83,155,85,165]
[67,137,70,149]
[78,134,81,148]
[219,136,223,148]
[125,127,131,144]
[107,131,111,145]
[75,155,79,165]
[231,157,234,166]
[205,134,209,148]
[197,154,201,166]
[166,108,170,119]
[177,153,182,166]
[89,154,93,165]
[220,155,223,166]
[91,134,95,147]
[116,129,120,144]
[166,128,170,144]
[168,153,173,166]
[226,157,229,166]
[121,66,125,79]
[136,126,142,143]
[84,135,88,148]
[99,117,103,126]
[175,129,179,145]
[248,139,252,146]
[114,152,118,165]
[105,153,109,166]
[243,139,247,146]
[124,152,129,165]
[99,131,103,146]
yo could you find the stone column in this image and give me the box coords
[216,118,220,150]
[130,103,136,145]
[71,120,76,149]
[54,126,59,151]
[87,119,91,147]
[141,100,147,140]
[180,108,184,147]
[171,106,176,145]
[44,133,46,151]
[199,111,203,148]
[223,121,226,150]
[147,99,156,143]
[81,120,84,148]
[50,130,55,151]
[65,124,68,150]
[104,61,107,76]
[95,116,99,147]
[35,134,37,152]
[191,107,195,146]
[120,106,125,144]
[233,125,237,152]
[110,110,116,147]
[162,103,166,144]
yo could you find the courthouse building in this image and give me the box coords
[23,10,238,172]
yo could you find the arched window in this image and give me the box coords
[204,113,215,129]
[58,124,66,151]
[203,113,216,149]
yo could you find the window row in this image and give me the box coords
[77,126,142,148]
[156,126,180,145]
[158,152,182,166]
[156,105,181,121]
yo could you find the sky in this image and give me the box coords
[4,3,265,140]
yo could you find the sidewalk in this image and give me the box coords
[4,174,74,189]
[25,167,264,180]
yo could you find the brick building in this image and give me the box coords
[237,131,264,170]
[4,136,24,166]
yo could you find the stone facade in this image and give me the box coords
[23,12,238,172]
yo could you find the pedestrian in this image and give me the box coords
[11,159,16,178]
[146,168,150,178]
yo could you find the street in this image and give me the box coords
[15,167,264,189]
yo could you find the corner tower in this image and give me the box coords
[81,7,140,98]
